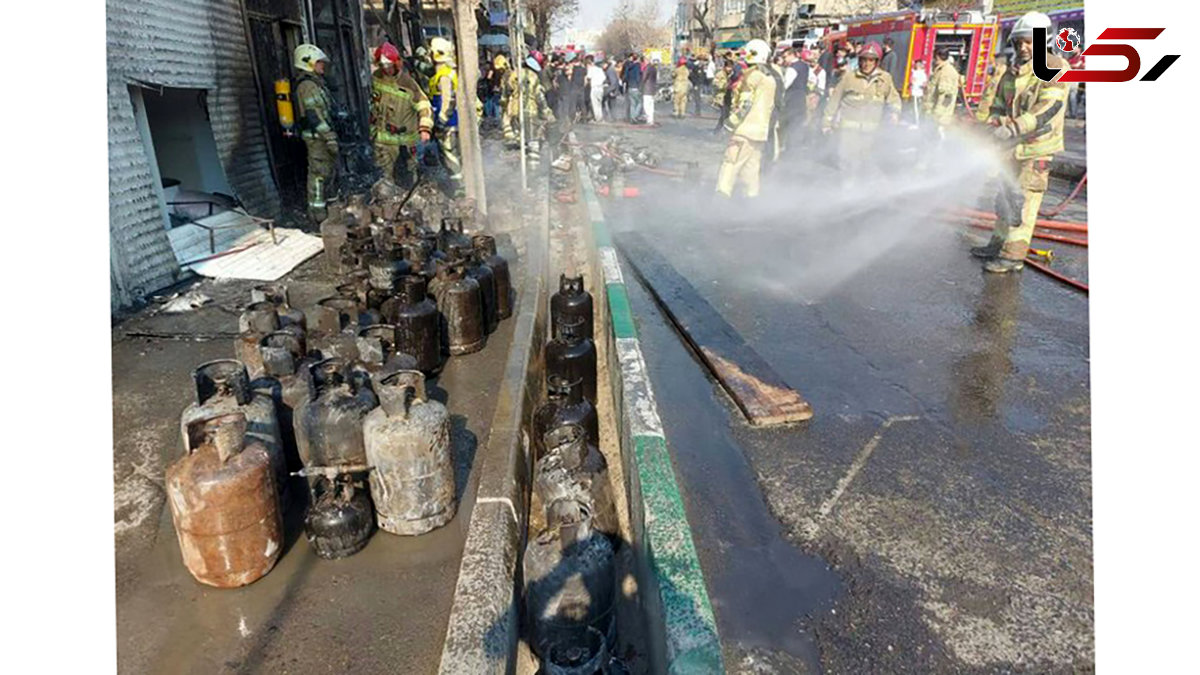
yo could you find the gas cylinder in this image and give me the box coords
[294,357,379,468]
[401,239,437,286]
[340,227,375,273]
[534,424,617,538]
[363,370,457,535]
[551,274,594,341]
[355,324,418,376]
[254,330,316,472]
[321,219,349,272]
[380,274,442,375]
[533,375,599,460]
[167,412,283,588]
[235,301,280,377]
[180,360,288,509]
[465,254,499,335]
[308,296,379,361]
[523,499,616,658]
[302,469,375,559]
[434,260,486,356]
[546,316,597,402]
[248,284,307,332]
[539,627,611,675]
[438,216,471,254]
[368,253,411,295]
[473,235,512,321]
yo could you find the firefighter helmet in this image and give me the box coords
[1010,11,1053,42]
[374,42,401,67]
[858,42,883,60]
[430,37,454,64]
[744,39,770,65]
[294,44,329,73]
[494,53,509,70]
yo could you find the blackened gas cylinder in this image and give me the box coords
[438,216,471,254]
[473,235,512,321]
[545,316,597,402]
[167,413,283,587]
[181,360,288,509]
[523,499,616,658]
[551,274,593,341]
[465,255,499,335]
[363,370,456,535]
[534,423,618,538]
[308,296,380,362]
[304,472,375,559]
[294,358,379,468]
[355,324,418,376]
[253,330,317,472]
[538,627,610,675]
[434,260,486,356]
[533,375,599,460]
[380,274,442,375]
[367,253,411,304]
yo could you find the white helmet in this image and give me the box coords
[294,44,330,73]
[744,39,770,65]
[1010,12,1052,42]
[430,37,455,64]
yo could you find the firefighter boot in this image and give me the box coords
[971,238,1003,259]
[984,257,1025,273]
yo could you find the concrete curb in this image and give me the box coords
[438,181,549,674]
[575,154,725,674]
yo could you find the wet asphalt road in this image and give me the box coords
[577,112,1092,672]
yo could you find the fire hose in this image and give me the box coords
[952,207,1087,233]
[1041,172,1087,218]
[966,221,1087,248]
[1023,256,1089,293]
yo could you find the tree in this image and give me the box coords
[691,0,717,51]
[525,0,580,50]
[598,0,671,56]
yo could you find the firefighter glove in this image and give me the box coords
[991,124,1015,141]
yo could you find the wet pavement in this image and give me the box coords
[576,112,1092,672]
[114,240,522,673]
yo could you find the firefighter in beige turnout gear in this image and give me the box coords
[923,47,959,129]
[973,11,1071,273]
[822,41,900,178]
[501,55,555,162]
[370,42,433,188]
[716,39,783,199]
[293,44,338,222]
[428,37,463,185]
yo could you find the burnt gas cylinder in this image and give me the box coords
[181,360,288,509]
[235,301,281,378]
[355,324,418,376]
[437,216,471,254]
[535,424,618,538]
[254,331,317,472]
[551,274,594,341]
[464,255,499,335]
[167,413,283,588]
[320,218,349,272]
[533,375,599,460]
[434,260,486,356]
[294,357,379,468]
[473,235,512,321]
[539,627,610,675]
[363,370,457,535]
[249,285,308,332]
[304,472,375,559]
[401,239,438,285]
[380,275,442,375]
[368,253,411,294]
[546,316,597,403]
[523,500,616,658]
[308,296,380,361]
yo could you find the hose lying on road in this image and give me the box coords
[1042,172,1087,218]
[952,207,1087,233]
[967,221,1088,247]
[1024,256,1089,293]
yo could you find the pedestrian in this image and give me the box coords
[369,42,433,190]
[603,59,620,120]
[688,58,706,115]
[624,53,643,123]
[293,44,338,223]
[713,60,735,134]
[780,47,810,156]
[585,55,605,123]
[821,41,900,180]
[880,37,898,80]
[716,39,783,199]
[672,57,690,118]
[704,55,716,96]
[910,58,927,126]
[804,49,825,123]
[643,55,659,125]
[972,11,1070,273]
[567,52,587,121]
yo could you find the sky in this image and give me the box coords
[562,0,672,35]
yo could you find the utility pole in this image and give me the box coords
[511,0,528,191]
[452,0,487,214]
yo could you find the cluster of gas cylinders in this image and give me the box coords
[166,193,515,589]
[523,274,627,675]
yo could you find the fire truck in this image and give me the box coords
[834,9,1001,103]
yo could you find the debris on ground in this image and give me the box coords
[155,289,212,313]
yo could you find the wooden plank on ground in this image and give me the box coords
[617,231,813,426]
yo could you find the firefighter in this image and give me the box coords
[369,42,433,189]
[293,43,338,223]
[502,55,555,163]
[973,11,1070,273]
[428,37,463,185]
[715,39,784,199]
[923,47,959,131]
[821,41,900,179]
[672,58,691,118]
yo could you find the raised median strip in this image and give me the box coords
[575,153,725,674]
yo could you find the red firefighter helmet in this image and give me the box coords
[374,42,402,67]
[858,42,883,60]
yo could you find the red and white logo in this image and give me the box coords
[1056,27,1081,53]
